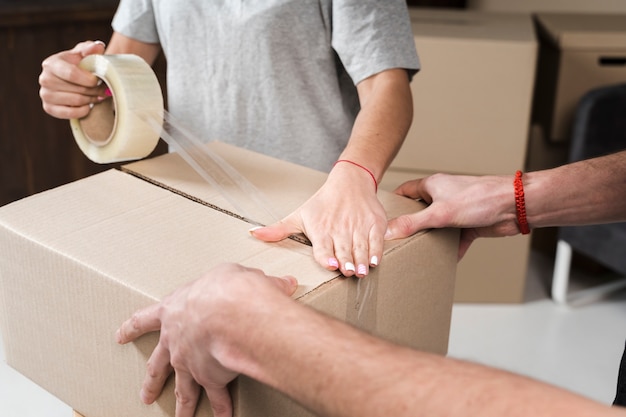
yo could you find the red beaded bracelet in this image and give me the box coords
[333,159,378,191]
[513,170,530,235]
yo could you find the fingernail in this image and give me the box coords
[370,256,379,266]
[89,103,95,109]
[248,226,263,235]
[97,79,103,86]
[140,388,149,404]
[285,276,298,288]
[345,262,356,272]
[328,257,339,268]
[384,229,392,239]
[114,329,121,343]
[104,87,112,97]
[357,264,367,275]
[94,40,106,47]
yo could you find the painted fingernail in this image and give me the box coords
[94,40,106,47]
[357,264,367,275]
[370,256,379,266]
[104,87,112,97]
[89,103,95,109]
[248,226,263,235]
[345,262,356,272]
[328,257,339,268]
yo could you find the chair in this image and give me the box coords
[551,82,626,304]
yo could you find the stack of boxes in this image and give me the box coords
[382,8,538,303]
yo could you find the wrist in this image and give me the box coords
[331,159,379,192]
[513,171,530,234]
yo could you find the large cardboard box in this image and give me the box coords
[0,142,458,417]
[467,0,626,15]
[380,168,530,303]
[532,13,626,143]
[396,8,537,175]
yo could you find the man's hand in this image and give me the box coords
[385,174,520,260]
[115,263,298,417]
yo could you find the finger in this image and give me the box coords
[457,229,478,261]
[116,303,162,344]
[141,343,174,404]
[40,88,105,109]
[351,236,370,278]
[330,237,355,277]
[41,102,93,120]
[71,40,107,57]
[205,386,234,417]
[308,233,340,271]
[268,275,299,296]
[41,52,102,88]
[174,371,201,417]
[367,223,385,269]
[393,178,425,199]
[248,218,303,243]
[384,209,437,241]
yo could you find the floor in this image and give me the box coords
[1,250,625,416]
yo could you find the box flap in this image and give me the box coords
[122,141,428,249]
[0,169,331,299]
[536,13,626,50]
[409,7,536,44]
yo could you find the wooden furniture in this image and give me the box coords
[0,0,166,208]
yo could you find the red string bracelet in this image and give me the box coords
[333,159,378,191]
[513,170,530,235]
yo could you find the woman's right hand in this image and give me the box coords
[38,40,108,119]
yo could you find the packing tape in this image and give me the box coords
[70,54,163,163]
[68,54,284,228]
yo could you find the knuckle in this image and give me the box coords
[175,389,196,407]
[142,384,160,399]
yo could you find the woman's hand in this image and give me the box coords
[38,40,109,119]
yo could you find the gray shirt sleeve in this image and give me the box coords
[111,0,159,44]
[332,0,420,84]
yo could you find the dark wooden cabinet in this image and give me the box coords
[0,0,166,207]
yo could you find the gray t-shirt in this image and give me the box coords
[112,0,419,171]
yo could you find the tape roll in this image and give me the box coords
[69,54,164,164]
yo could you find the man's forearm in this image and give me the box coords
[525,150,626,228]
[221,294,621,417]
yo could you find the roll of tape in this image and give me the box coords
[69,54,164,164]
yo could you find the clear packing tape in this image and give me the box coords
[69,54,374,326]
[69,54,280,228]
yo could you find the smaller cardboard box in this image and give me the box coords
[467,0,626,15]
[532,13,626,143]
[395,8,537,175]
[381,168,530,303]
[0,142,458,417]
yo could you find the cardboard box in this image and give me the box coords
[0,142,458,417]
[396,8,537,175]
[467,0,626,14]
[381,168,530,303]
[532,13,626,143]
